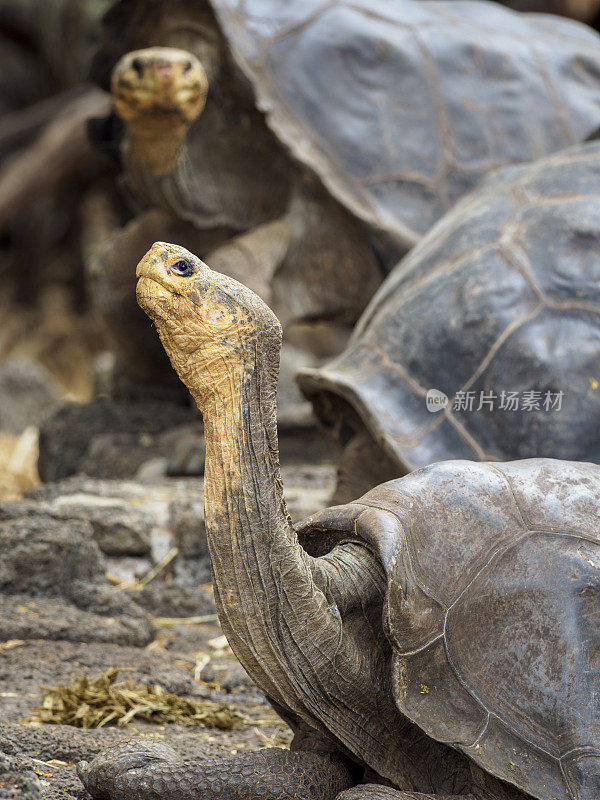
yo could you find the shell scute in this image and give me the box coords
[446,531,600,756]
[359,461,526,610]
[299,142,600,471]
[501,459,600,533]
[371,460,600,800]
[392,639,487,745]
[211,0,600,243]
[463,715,568,800]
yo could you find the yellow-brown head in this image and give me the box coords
[136,242,282,408]
[111,48,208,176]
[112,46,208,125]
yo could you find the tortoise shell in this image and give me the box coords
[299,458,600,800]
[298,140,600,472]
[94,0,600,251]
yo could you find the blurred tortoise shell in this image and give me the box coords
[93,0,600,252]
[298,140,600,476]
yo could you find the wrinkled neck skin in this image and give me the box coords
[123,116,189,179]
[192,340,346,717]
[171,333,482,793]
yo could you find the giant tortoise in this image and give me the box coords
[79,241,600,800]
[298,140,600,502]
[87,0,600,396]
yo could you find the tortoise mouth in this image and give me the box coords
[111,47,208,125]
[135,273,182,302]
[136,273,170,291]
[113,85,206,114]
[135,277,180,324]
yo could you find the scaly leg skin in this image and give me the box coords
[337,787,476,800]
[77,739,355,800]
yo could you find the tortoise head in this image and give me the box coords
[136,242,282,407]
[111,46,208,127]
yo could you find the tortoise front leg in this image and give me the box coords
[337,787,476,800]
[77,739,355,800]
[332,429,400,505]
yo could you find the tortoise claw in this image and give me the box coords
[76,739,179,798]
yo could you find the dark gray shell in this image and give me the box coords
[300,458,600,800]
[96,0,600,250]
[298,140,600,471]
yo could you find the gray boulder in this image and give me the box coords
[0,360,59,434]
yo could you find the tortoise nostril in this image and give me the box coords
[131,57,144,77]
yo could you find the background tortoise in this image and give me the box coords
[88,0,600,397]
[299,140,600,503]
[79,242,600,800]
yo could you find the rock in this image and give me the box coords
[52,498,152,555]
[0,751,41,800]
[135,425,208,479]
[168,498,207,557]
[37,399,195,481]
[0,754,20,775]
[0,360,59,434]
[165,428,206,477]
[172,557,212,588]
[67,580,148,622]
[0,515,154,645]
[25,476,143,503]
[0,516,103,596]
[135,457,169,480]
[0,594,153,647]
[79,430,163,478]
[128,583,215,618]
[24,475,209,560]
[0,497,152,556]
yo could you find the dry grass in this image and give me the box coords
[0,427,40,501]
[29,667,244,730]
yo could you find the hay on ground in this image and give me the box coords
[29,667,244,730]
[0,427,39,501]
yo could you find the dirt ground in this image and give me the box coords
[0,426,338,799]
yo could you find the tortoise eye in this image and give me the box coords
[170,259,194,277]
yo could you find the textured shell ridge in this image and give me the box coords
[208,0,600,247]
[297,459,600,798]
[358,460,600,800]
[298,140,600,472]
[442,527,600,777]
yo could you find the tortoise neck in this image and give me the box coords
[124,117,188,178]
[194,348,335,711]
[197,346,291,551]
